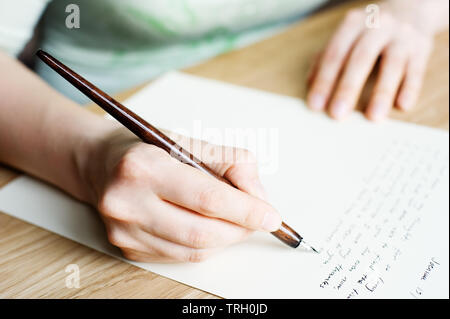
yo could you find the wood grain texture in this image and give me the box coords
[0,0,448,298]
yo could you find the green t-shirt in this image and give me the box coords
[1,0,327,103]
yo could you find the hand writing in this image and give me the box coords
[83,127,281,263]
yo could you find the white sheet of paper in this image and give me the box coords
[0,72,448,298]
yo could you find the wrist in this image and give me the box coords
[72,115,119,206]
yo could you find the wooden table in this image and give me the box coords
[0,1,448,298]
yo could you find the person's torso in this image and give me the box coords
[37,0,326,103]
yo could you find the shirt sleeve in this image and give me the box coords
[0,0,51,56]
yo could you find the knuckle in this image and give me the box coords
[122,249,148,262]
[240,202,264,229]
[335,82,356,97]
[196,186,220,215]
[312,76,333,94]
[385,49,406,65]
[98,193,144,225]
[186,228,213,248]
[98,193,130,221]
[121,250,138,261]
[223,165,242,182]
[115,145,171,186]
[115,151,143,181]
[243,210,263,230]
[98,193,118,218]
[351,44,373,63]
[107,228,127,248]
[323,42,346,65]
[185,249,209,263]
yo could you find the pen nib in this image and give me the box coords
[299,240,319,253]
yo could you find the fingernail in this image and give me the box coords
[309,93,326,111]
[370,101,390,121]
[262,211,282,232]
[331,100,349,119]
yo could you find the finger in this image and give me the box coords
[366,43,408,121]
[106,221,218,263]
[102,187,252,249]
[223,161,268,201]
[307,51,323,89]
[163,134,268,201]
[155,161,281,232]
[139,198,252,249]
[129,227,218,263]
[211,147,268,201]
[328,29,392,119]
[103,219,144,251]
[307,10,365,111]
[396,39,432,111]
[121,248,175,263]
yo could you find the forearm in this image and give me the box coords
[0,51,117,204]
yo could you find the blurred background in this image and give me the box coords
[3,0,351,103]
